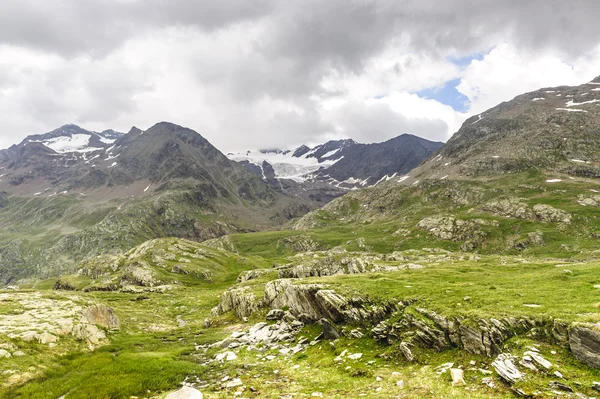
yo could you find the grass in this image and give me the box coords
[5,172,600,397]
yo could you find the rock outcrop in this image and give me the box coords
[569,324,600,368]
[212,287,264,319]
[264,279,396,324]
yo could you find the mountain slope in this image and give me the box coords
[410,75,600,180]
[0,122,317,283]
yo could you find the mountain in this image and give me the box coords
[409,75,600,180]
[228,134,443,189]
[0,122,319,282]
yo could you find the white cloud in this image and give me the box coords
[457,43,600,115]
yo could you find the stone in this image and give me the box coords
[523,351,552,369]
[38,332,58,344]
[450,368,465,386]
[20,331,38,342]
[399,342,414,362]
[569,325,600,369]
[165,386,203,399]
[224,378,243,388]
[348,353,362,360]
[492,354,523,384]
[318,318,340,340]
[81,304,120,330]
[215,351,238,362]
[12,351,26,357]
[0,349,11,358]
[533,204,572,224]
[266,309,285,321]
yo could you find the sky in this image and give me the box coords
[1,0,600,152]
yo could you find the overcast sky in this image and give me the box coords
[1,0,600,152]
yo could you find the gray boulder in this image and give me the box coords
[569,325,600,368]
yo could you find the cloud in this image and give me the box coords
[0,0,599,152]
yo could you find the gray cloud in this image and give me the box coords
[0,0,599,151]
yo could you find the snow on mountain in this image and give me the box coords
[23,124,122,154]
[228,148,339,182]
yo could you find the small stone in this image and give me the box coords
[38,332,58,344]
[12,351,26,357]
[215,351,237,362]
[464,296,471,301]
[554,371,564,379]
[348,353,362,360]
[481,377,495,388]
[450,368,465,386]
[311,393,323,397]
[396,380,405,388]
[225,378,243,388]
[165,386,203,399]
[0,349,11,358]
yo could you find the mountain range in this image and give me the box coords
[228,134,442,188]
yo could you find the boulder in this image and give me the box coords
[492,354,523,384]
[533,204,572,224]
[0,349,11,358]
[82,304,120,330]
[569,325,600,368]
[212,286,264,319]
[318,318,340,340]
[165,386,203,399]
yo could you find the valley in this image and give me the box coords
[2,77,600,398]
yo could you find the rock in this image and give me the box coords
[399,342,414,362]
[533,204,572,224]
[417,216,486,246]
[165,386,203,399]
[492,354,524,384]
[53,279,77,291]
[482,377,495,388]
[0,349,11,358]
[482,198,533,220]
[593,381,600,391]
[82,304,120,330]
[569,325,600,369]
[12,351,26,357]
[450,368,465,386]
[347,328,364,339]
[318,318,340,340]
[215,351,238,362]
[548,381,573,392]
[527,231,545,246]
[348,353,362,360]
[236,269,272,283]
[38,332,58,344]
[20,331,38,342]
[266,309,285,321]
[212,286,264,319]
[72,323,106,345]
[523,351,552,369]
[224,378,243,388]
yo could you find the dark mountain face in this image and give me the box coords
[311,134,443,187]
[411,75,600,180]
[233,135,443,189]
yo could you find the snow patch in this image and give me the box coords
[397,175,409,183]
[109,162,117,168]
[556,108,587,113]
[545,179,562,183]
[565,99,600,107]
[532,98,545,102]
[144,185,150,192]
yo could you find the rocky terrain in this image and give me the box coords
[4,77,600,398]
